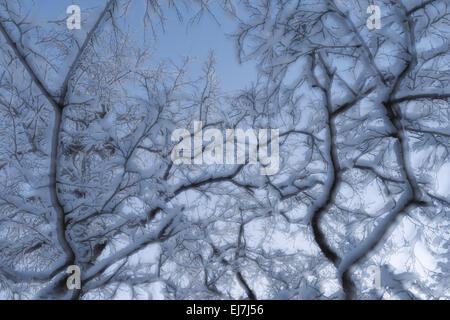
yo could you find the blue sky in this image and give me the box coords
[29,0,257,93]
[151,6,257,94]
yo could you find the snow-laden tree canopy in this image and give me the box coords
[0,0,449,299]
